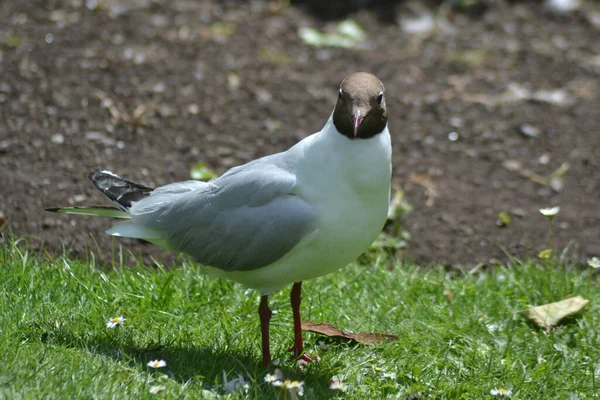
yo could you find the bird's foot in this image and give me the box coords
[296,353,319,366]
[287,346,320,365]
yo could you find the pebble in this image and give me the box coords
[51,133,65,144]
[152,82,166,93]
[518,124,540,138]
[545,0,581,15]
[188,104,200,115]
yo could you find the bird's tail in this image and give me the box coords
[45,168,154,218]
[88,168,153,211]
[46,168,167,246]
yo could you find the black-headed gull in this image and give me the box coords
[47,72,392,366]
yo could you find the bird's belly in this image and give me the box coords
[205,189,389,294]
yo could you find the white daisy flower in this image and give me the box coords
[264,374,279,384]
[587,257,600,269]
[271,379,284,387]
[539,207,560,217]
[283,380,304,396]
[147,359,167,368]
[264,368,283,386]
[106,316,125,328]
[490,387,512,397]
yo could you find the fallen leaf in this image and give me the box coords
[298,20,366,49]
[386,188,413,222]
[538,249,553,259]
[190,162,218,181]
[301,321,398,345]
[522,296,589,330]
[405,172,439,207]
[496,211,511,227]
[443,289,453,304]
[210,22,236,37]
[336,20,366,42]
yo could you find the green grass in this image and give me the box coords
[0,239,598,399]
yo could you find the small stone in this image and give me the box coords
[0,82,12,93]
[550,177,564,192]
[152,82,166,93]
[158,104,176,117]
[151,14,169,28]
[42,217,59,228]
[86,0,100,11]
[401,13,435,34]
[502,159,521,172]
[188,104,200,115]
[449,116,464,128]
[518,124,540,138]
[265,119,283,133]
[72,194,86,203]
[227,73,241,91]
[255,88,272,104]
[510,208,526,217]
[221,157,238,167]
[545,0,580,14]
[586,12,600,30]
[51,133,64,144]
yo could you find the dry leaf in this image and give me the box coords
[443,289,453,304]
[522,296,589,330]
[301,321,398,345]
[405,172,439,207]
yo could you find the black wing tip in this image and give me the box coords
[45,207,62,213]
[89,167,119,182]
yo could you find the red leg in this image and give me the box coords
[290,281,315,363]
[290,282,304,357]
[258,295,272,367]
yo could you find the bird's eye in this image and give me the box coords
[338,88,343,100]
[377,92,384,105]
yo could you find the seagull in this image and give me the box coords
[47,72,392,367]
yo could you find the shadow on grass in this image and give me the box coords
[40,327,337,398]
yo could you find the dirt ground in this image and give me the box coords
[1,0,599,267]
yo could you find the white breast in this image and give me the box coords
[206,118,392,294]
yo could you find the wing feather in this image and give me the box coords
[128,161,315,271]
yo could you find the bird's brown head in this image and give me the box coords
[332,72,387,140]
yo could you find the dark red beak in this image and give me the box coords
[352,111,364,138]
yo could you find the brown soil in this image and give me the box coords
[1,0,599,266]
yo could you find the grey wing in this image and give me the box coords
[129,163,316,271]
